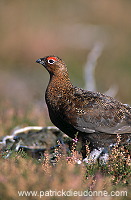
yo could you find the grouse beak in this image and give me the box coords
[36,58,41,63]
[36,58,45,66]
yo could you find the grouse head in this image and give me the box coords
[36,55,68,75]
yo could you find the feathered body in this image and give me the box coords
[36,56,131,150]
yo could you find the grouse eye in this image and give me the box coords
[48,59,55,64]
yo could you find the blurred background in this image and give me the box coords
[0,0,131,135]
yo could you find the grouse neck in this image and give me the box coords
[48,71,73,92]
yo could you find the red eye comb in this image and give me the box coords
[47,57,57,61]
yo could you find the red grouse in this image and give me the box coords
[36,55,131,160]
